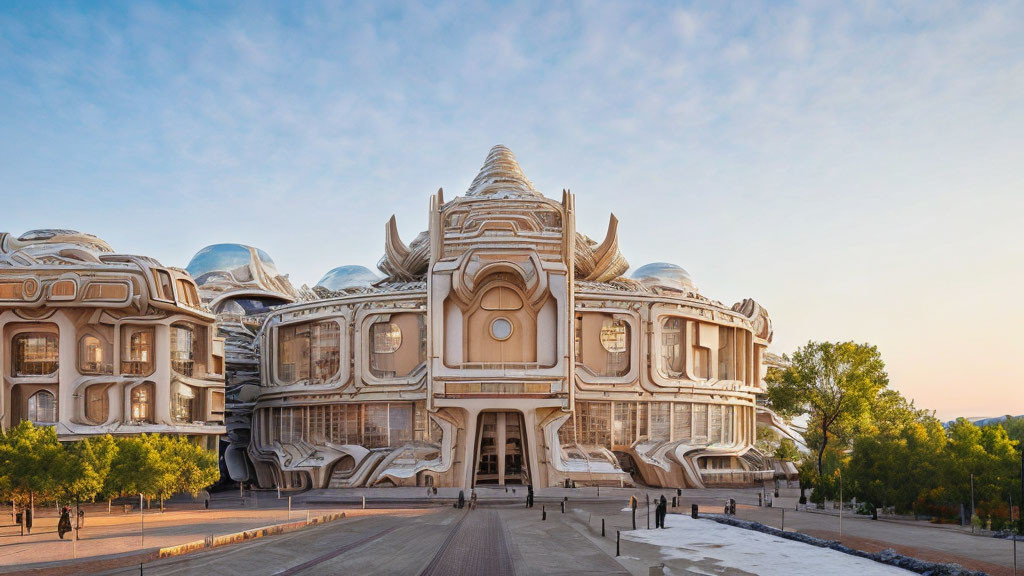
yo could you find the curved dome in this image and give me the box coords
[316,265,380,291]
[631,262,696,292]
[187,244,278,280]
[15,229,114,253]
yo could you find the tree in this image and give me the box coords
[0,422,64,513]
[767,341,889,475]
[106,436,164,500]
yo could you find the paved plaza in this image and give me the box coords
[0,488,1019,575]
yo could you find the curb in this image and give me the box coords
[156,512,346,558]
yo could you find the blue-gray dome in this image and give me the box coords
[316,265,380,291]
[631,262,696,292]
[187,244,278,280]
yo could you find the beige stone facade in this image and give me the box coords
[0,230,225,446]
[213,146,776,490]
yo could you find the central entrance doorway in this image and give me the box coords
[474,411,529,486]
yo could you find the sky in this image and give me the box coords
[1,1,1021,420]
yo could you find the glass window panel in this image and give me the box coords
[710,404,723,444]
[373,322,402,353]
[693,404,709,444]
[80,334,112,375]
[599,319,627,353]
[121,326,155,376]
[171,383,195,423]
[661,318,685,377]
[310,321,340,384]
[130,384,153,423]
[650,402,670,440]
[277,323,310,384]
[27,390,56,422]
[389,403,413,445]
[363,404,388,448]
[170,325,195,377]
[673,403,692,442]
[13,333,58,377]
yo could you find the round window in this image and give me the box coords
[490,318,513,341]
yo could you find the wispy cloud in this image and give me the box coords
[0,1,1021,418]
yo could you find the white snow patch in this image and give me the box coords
[624,516,913,575]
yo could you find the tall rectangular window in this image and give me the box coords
[692,404,709,444]
[673,403,692,442]
[121,326,155,376]
[170,325,195,376]
[650,402,671,440]
[660,318,685,377]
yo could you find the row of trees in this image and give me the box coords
[0,421,219,512]
[767,341,1022,531]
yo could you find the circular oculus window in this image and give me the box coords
[490,317,513,341]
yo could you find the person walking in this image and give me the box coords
[57,506,72,540]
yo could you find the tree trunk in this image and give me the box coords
[817,422,829,475]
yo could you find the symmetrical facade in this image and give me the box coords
[0,230,225,446]
[210,146,776,490]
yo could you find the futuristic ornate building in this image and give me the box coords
[0,230,225,446]
[227,146,776,490]
[186,244,299,481]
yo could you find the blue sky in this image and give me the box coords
[2,1,1022,419]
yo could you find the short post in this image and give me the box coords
[542,505,546,521]
[561,500,565,514]
[616,530,620,556]
[362,495,366,510]
[782,508,785,532]
[646,494,650,529]
[691,503,698,519]
[602,518,606,537]
[288,496,292,519]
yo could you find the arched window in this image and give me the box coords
[84,383,111,424]
[12,332,58,377]
[130,384,153,423]
[27,390,56,422]
[79,334,112,375]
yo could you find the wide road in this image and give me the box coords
[91,506,629,576]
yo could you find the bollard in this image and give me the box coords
[362,495,366,510]
[542,505,546,521]
[782,508,785,532]
[691,503,698,519]
[616,530,620,556]
[602,518,606,537]
[672,496,676,508]
[561,501,565,514]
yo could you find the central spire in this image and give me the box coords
[465,145,540,197]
